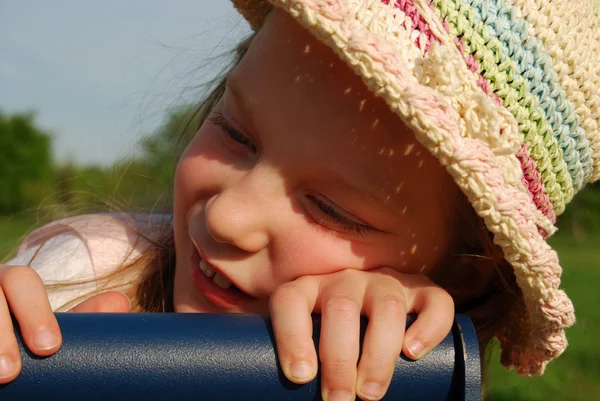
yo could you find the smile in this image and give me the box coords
[189,247,255,308]
[198,258,234,290]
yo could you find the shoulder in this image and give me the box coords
[15,213,172,270]
[5,213,172,310]
[21,213,170,271]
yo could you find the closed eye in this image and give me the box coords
[305,194,371,237]
[210,112,257,153]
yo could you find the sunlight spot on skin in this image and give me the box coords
[385,195,391,202]
[379,147,385,155]
[396,183,404,193]
[372,118,379,129]
[329,62,335,68]
[402,206,408,214]
[416,151,421,156]
[389,149,395,156]
[411,244,418,255]
[419,265,428,273]
[344,87,352,95]
[402,261,407,267]
[400,251,406,256]
[418,159,424,168]
[304,44,311,54]
[404,143,415,156]
[411,233,416,238]
[359,99,367,112]
[295,75,301,83]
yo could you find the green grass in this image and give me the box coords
[0,217,598,399]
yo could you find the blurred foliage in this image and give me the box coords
[0,106,199,218]
[0,111,54,214]
[558,181,600,237]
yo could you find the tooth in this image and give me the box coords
[212,272,232,289]
[199,259,216,278]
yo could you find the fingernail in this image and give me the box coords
[33,329,59,350]
[290,361,313,381]
[407,339,425,359]
[326,390,352,401]
[359,382,383,400]
[0,357,15,379]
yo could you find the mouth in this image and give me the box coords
[189,247,256,309]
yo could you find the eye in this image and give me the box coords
[210,112,256,153]
[305,194,371,237]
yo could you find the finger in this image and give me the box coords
[356,291,407,401]
[0,287,22,383]
[68,291,131,313]
[0,265,61,358]
[402,282,454,360]
[319,290,362,401]
[270,279,319,384]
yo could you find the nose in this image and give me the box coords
[204,164,284,253]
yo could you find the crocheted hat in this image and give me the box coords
[232,0,600,375]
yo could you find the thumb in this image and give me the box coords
[68,291,132,313]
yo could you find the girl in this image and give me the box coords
[2,0,598,400]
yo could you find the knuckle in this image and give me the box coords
[361,351,395,373]
[432,287,454,307]
[380,294,406,318]
[324,295,359,319]
[322,359,356,380]
[337,269,358,279]
[270,285,304,308]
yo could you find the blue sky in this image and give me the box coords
[1,1,251,165]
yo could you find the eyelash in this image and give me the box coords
[209,111,371,237]
[210,112,256,153]
[306,195,371,237]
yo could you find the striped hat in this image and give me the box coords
[232,0,600,375]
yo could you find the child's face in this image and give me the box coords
[172,9,459,314]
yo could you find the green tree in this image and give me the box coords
[0,110,54,214]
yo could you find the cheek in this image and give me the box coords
[275,230,444,280]
[174,125,233,206]
[272,229,383,280]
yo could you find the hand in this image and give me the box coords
[269,268,454,401]
[0,263,130,383]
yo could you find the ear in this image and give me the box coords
[431,256,497,305]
